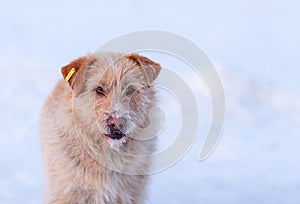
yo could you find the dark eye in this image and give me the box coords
[96,86,106,95]
[126,86,135,96]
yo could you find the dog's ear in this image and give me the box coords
[127,54,161,87]
[61,57,87,96]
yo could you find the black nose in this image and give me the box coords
[107,116,126,130]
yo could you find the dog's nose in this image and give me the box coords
[107,116,126,130]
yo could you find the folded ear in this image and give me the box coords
[61,57,87,96]
[126,53,161,87]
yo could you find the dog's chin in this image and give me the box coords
[104,134,127,149]
[102,132,127,149]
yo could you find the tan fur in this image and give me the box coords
[40,52,161,204]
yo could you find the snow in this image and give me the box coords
[1,0,300,203]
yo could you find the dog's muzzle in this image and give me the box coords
[104,116,126,140]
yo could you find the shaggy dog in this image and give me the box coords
[40,52,161,204]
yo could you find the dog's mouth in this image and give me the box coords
[104,129,126,140]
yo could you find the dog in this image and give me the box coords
[40,52,161,204]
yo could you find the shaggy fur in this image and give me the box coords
[40,52,161,204]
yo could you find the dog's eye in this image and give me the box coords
[96,86,106,95]
[126,86,135,96]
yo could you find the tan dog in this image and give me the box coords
[40,52,161,204]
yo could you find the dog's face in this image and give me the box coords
[61,53,161,148]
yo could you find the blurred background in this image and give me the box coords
[1,0,300,203]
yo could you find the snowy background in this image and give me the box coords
[1,0,300,203]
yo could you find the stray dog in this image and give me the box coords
[40,52,161,204]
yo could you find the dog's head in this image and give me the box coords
[61,52,161,148]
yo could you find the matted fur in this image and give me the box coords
[40,52,161,204]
